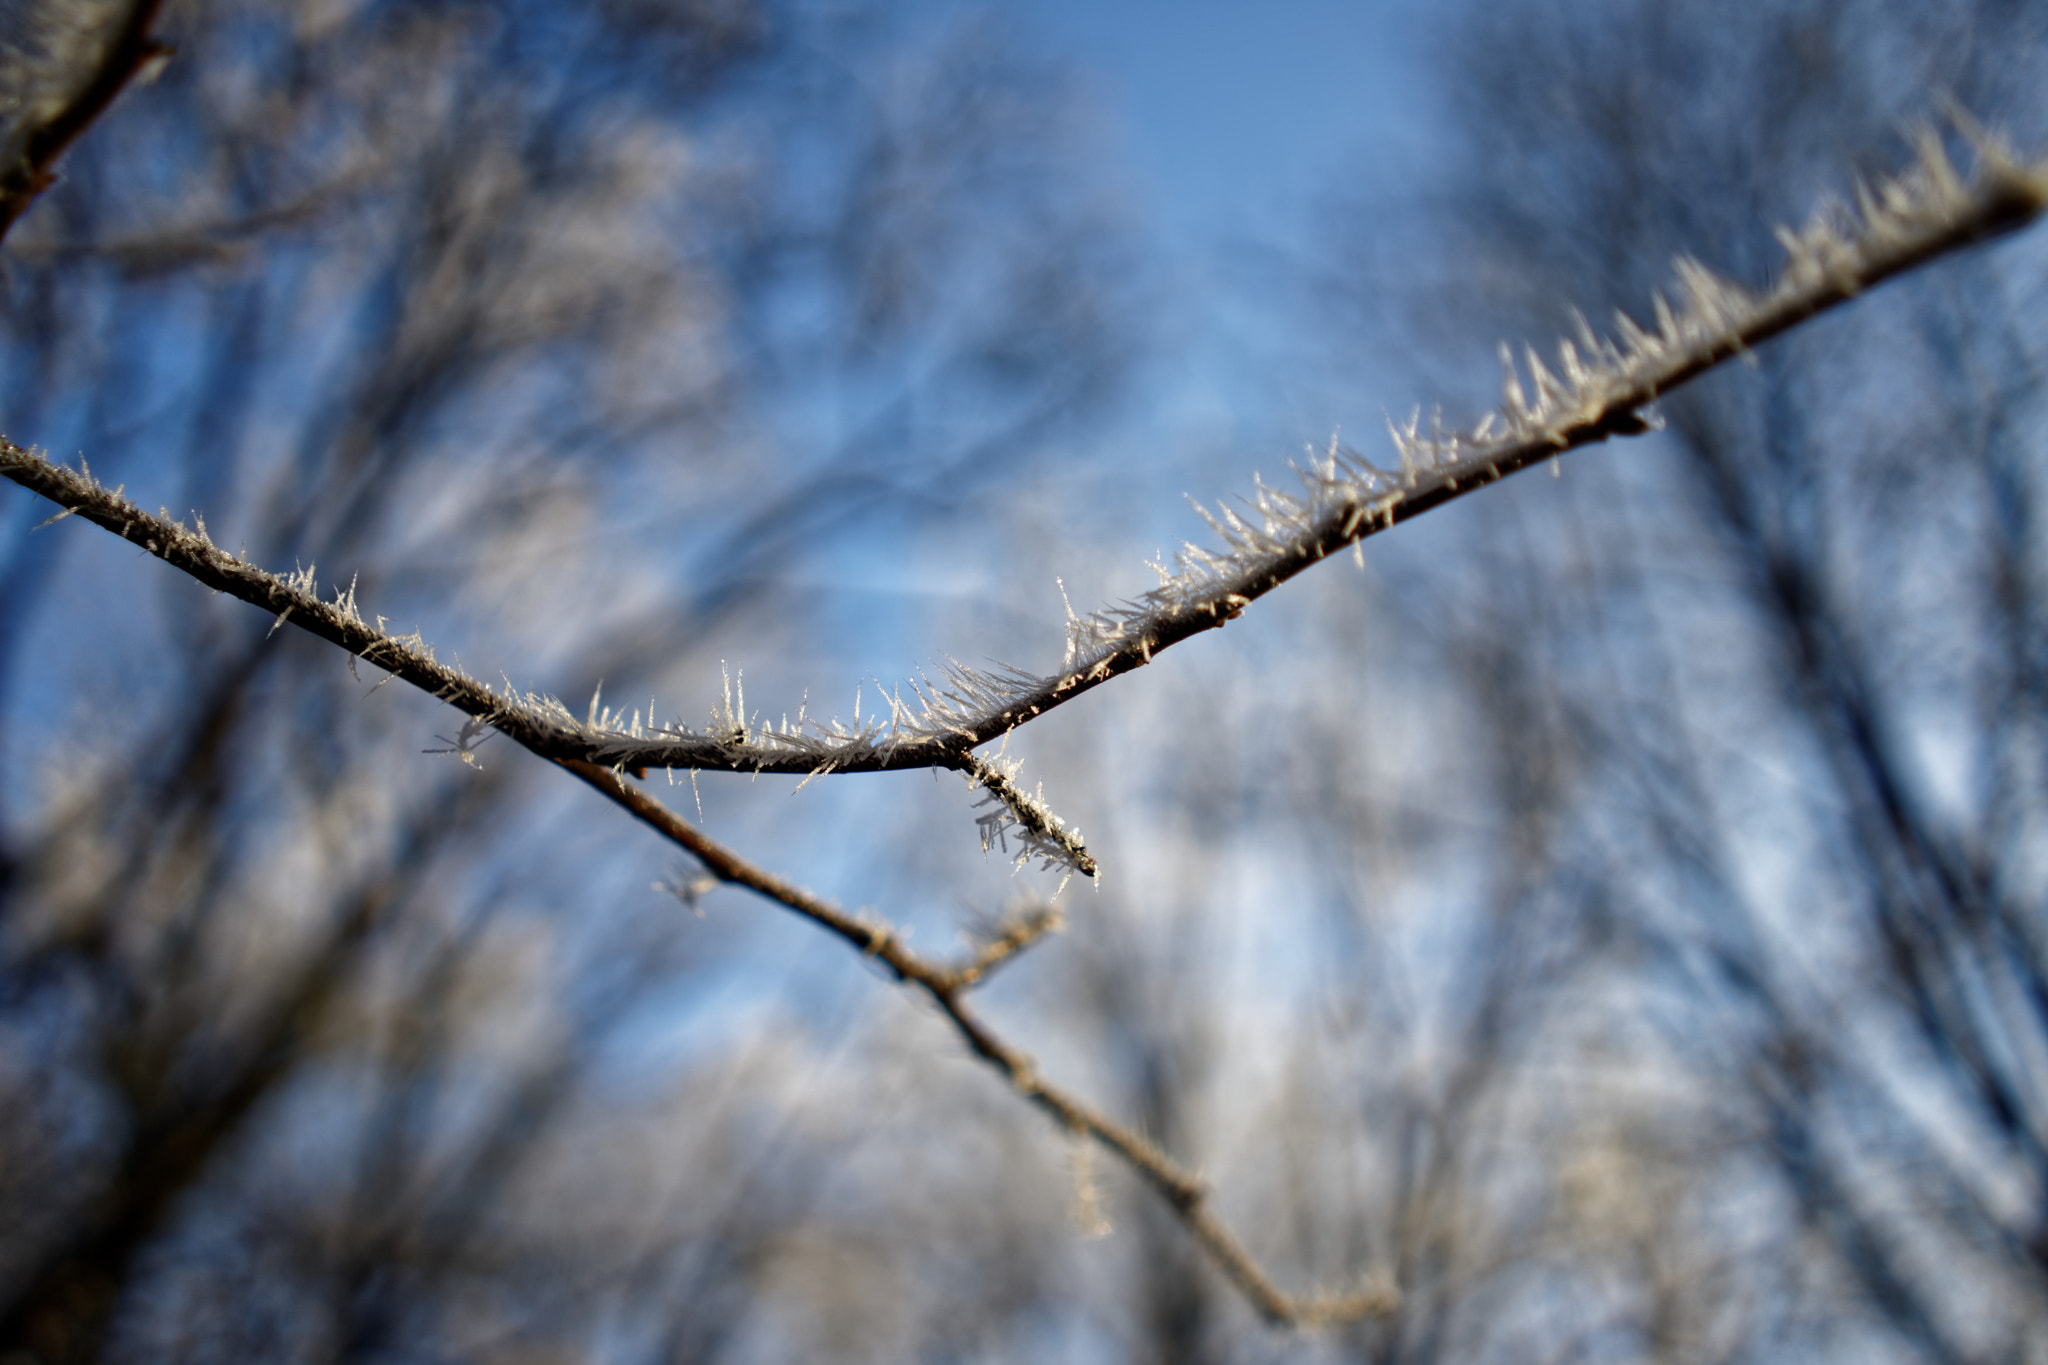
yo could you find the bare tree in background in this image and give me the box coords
[1304,0,2048,1358]
[4,0,2048,1361]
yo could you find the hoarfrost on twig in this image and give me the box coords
[3,122,2041,884]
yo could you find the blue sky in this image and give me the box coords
[972,2,1451,579]
[1011,0,1437,247]
[1014,1,1448,459]
[881,3,1447,447]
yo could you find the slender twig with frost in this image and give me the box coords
[8,129,2040,879]
[3,114,2045,1330]
[16,124,2025,881]
[536,127,2048,802]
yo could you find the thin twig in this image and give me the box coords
[415,129,2048,787]
[10,129,2030,815]
[556,758,1396,1325]
[8,120,2037,875]
[948,899,1065,990]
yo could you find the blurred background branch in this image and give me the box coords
[0,0,165,238]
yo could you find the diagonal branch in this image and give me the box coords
[20,126,2036,822]
[478,126,2048,784]
[10,127,2037,878]
[0,447,1099,874]
[0,0,170,240]
[9,132,2039,876]
[556,758,1398,1326]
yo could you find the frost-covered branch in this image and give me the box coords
[0,445,1098,873]
[3,131,2039,881]
[820,124,2043,756]
[355,126,2048,789]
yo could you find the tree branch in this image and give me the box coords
[507,126,2048,781]
[556,758,1397,1326]
[3,118,2042,1336]
[14,128,2033,842]
[0,0,170,240]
